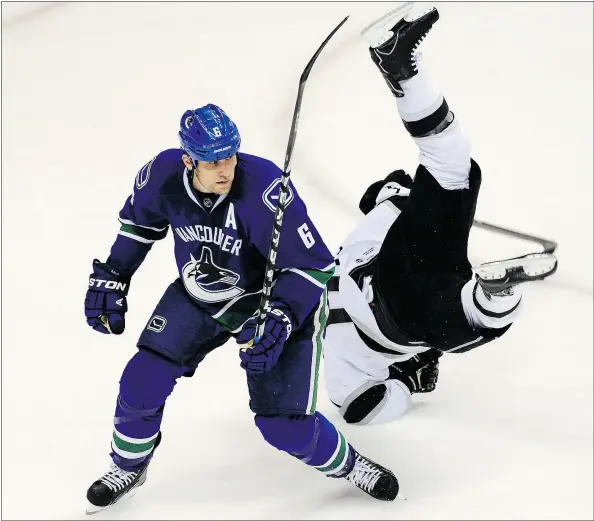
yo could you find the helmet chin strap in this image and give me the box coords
[193,169,214,194]
[184,153,214,194]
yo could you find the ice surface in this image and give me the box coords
[1,2,592,519]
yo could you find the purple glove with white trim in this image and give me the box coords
[237,304,294,374]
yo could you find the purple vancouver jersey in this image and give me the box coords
[106,149,335,331]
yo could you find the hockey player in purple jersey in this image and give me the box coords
[84,104,398,513]
[323,3,558,425]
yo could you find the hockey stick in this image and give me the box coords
[473,219,558,254]
[252,15,350,342]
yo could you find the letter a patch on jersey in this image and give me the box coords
[224,202,238,230]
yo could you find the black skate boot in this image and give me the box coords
[475,253,558,296]
[86,463,148,515]
[340,448,399,501]
[86,432,161,514]
[362,2,439,97]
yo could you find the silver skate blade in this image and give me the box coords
[361,2,413,47]
[475,253,558,281]
[361,2,436,47]
[85,486,141,515]
[86,502,104,515]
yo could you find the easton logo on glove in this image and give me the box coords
[236,305,294,374]
[269,308,292,337]
[85,259,131,335]
[89,279,128,291]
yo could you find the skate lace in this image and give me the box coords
[100,464,138,493]
[411,31,429,70]
[347,456,383,492]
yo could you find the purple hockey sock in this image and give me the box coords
[110,348,188,471]
[254,412,355,477]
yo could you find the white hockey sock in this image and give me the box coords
[396,59,443,123]
[397,56,471,190]
[461,278,523,330]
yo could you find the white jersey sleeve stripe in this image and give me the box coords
[117,230,155,244]
[118,218,168,232]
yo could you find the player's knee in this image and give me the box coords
[119,348,186,410]
[339,380,412,426]
[254,413,317,453]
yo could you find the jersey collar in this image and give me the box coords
[183,168,228,213]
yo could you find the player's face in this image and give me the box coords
[193,154,237,194]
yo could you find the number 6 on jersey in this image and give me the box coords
[298,223,316,249]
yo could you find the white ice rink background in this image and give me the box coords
[2,2,593,519]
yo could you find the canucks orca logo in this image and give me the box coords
[181,246,245,303]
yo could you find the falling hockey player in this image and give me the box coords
[83,104,401,513]
[323,3,558,426]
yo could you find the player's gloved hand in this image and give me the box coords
[388,349,442,394]
[85,259,130,335]
[237,304,294,374]
[359,169,413,215]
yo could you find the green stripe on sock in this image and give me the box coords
[112,432,157,454]
[317,432,347,474]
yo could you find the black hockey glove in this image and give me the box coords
[359,169,413,215]
[388,349,442,394]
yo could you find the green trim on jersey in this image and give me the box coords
[119,223,168,242]
[306,288,328,414]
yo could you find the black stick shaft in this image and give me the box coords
[473,219,558,254]
[254,16,349,341]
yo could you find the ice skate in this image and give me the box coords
[86,462,149,515]
[86,430,162,514]
[362,2,439,96]
[343,450,399,501]
[475,253,558,295]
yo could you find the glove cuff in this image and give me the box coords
[89,259,131,295]
[387,365,419,394]
[375,182,411,206]
[93,259,129,278]
[269,302,294,337]
[359,170,413,215]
